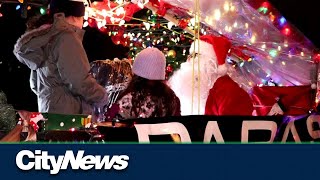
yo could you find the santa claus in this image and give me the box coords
[168,35,254,116]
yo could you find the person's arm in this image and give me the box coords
[54,32,107,105]
[0,125,23,142]
[29,70,38,95]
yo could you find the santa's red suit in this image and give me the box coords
[169,35,254,116]
[205,75,253,116]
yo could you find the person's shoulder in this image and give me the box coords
[50,29,79,48]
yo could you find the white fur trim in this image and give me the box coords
[168,61,219,115]
[189,39,216,58]
[217,64,228,76]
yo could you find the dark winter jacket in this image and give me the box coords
[13,13,107,114]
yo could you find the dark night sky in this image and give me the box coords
[0,0,319,111]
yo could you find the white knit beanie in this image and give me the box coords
[132,47,166,80]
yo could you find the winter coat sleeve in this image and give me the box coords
[205,75,253,116]
[53,32,107,105]
[29,70,38,95]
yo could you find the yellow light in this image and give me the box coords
[250,35,256,43]
[101,9,108,17]
[233,22,238,28]
[83,21,89,28]
[119,20,125,26]
[102,19,106,26]
[18,0,23,3]
[167,21,174,29]
[261,44,266,49]
[214,9,221,21]
[245,23,249,29]
[301,52,305,56]
[278,46,281,51]
[281,61,286,65]
[230,5,235,12]
[224,2,230,12]
[269,60,273,64]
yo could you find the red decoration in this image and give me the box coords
[90,0,141,25]
[252,86,314,116]
[156,0,167,16]
[29,121,39,132]
[99,26,109,33]
[87,17,97,28]
[124,3,142,21]
[178,19,189,29]
[166,64,173,73]
[282,27,291,36]
[111,26,130,47]
[313,52,320,63]
[180,34,185,41]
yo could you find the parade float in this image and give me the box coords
[1,0,320,143]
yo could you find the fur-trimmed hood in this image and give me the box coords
[13,13,85,70]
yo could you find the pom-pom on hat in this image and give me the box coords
[132,47,166,80]
[189,35,232,75]
[49,0,86,17]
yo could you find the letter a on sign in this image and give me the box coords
[241,121,277,143]
[134,122,191,143]
[203,121,224,143]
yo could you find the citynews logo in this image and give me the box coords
[16,150,129,175]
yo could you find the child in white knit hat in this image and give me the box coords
[105,47,181,120]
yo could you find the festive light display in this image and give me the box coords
[0,0,46,18]
[0,0,319,104]
[83,0,320,104]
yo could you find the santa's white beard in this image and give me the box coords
[168,62,218,115]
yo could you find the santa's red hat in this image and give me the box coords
[189,35,232,75]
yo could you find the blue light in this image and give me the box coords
[279,17,286,26]
[16,5,21,10]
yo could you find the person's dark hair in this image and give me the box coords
[26,14,54,31]
[26,0,85,31]
[117,75,180,117]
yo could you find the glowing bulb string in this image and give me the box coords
[144,2,195,36]
[128,16,194,40]
[86,8,193,40]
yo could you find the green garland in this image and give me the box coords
[0,91,17,133]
